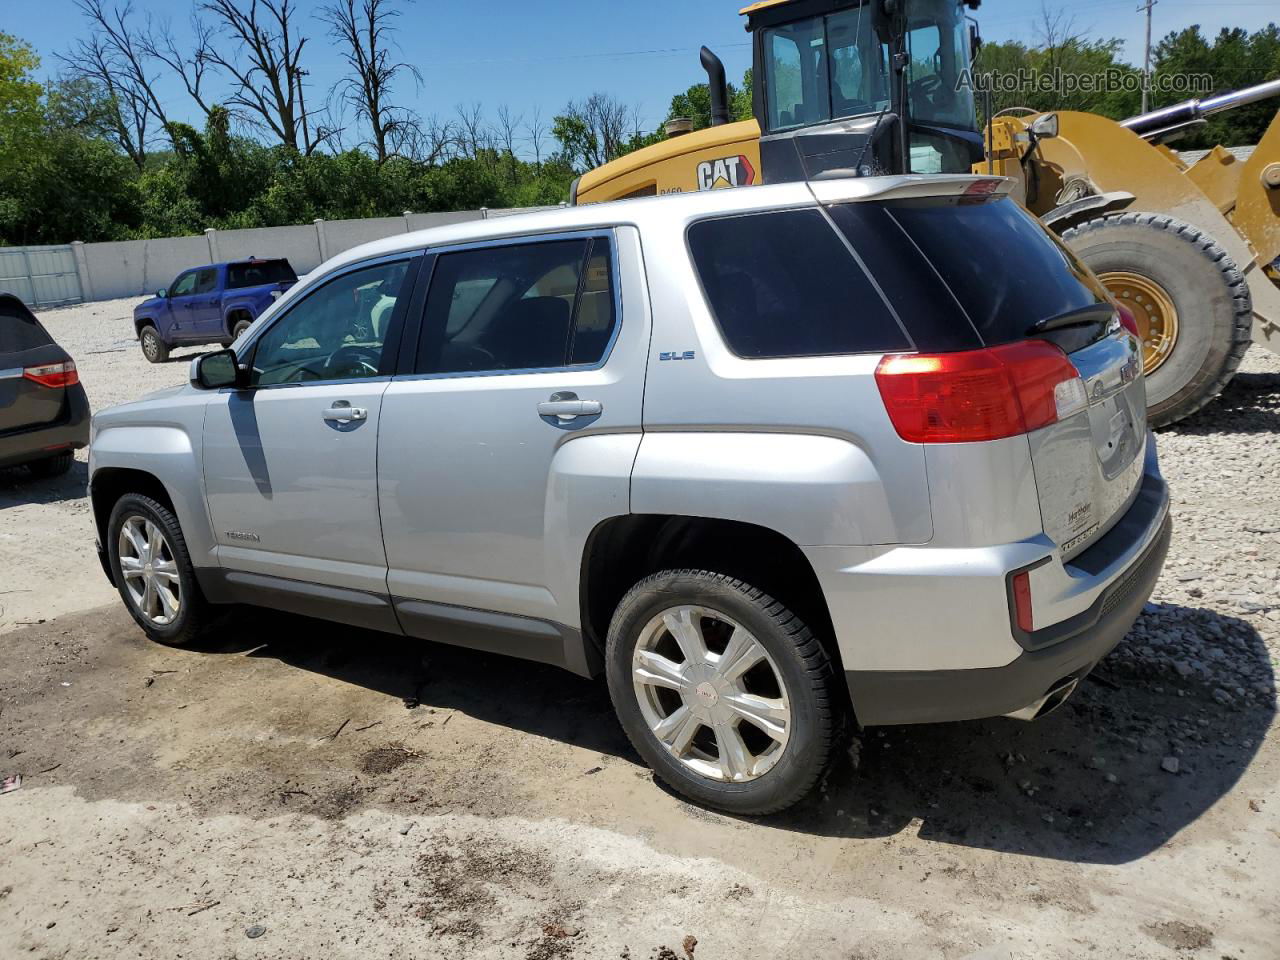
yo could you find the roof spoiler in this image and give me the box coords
[808,174,1015,205]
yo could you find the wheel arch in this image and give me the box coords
[223,304,255,337]
[579,514,844,682]
[90,425,217,573]
[90,468,178,565]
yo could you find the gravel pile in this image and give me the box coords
[1110,347,1280,715]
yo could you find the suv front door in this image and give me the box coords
[378,230,647,661]
[201,255,419,625]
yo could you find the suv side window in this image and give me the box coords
[414,236,617,375]
[170,271,198,297]
[688,209,910,359]
[194,268,218,295]
[249,259,411,386]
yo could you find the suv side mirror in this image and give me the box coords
[156,288,168,299]
[191,349,241,390]
[1030,113,1060,139]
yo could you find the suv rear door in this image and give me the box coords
[377,228,647,658]
[0,297,70,434]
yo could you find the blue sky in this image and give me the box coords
[6,0,1278,151]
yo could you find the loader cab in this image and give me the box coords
[747,0,983,181]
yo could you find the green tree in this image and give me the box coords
[0,33,44,174]
[1151,24,1280,147]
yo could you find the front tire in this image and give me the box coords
[107,493,210,646]
[139,325,169,363]
[605,569,838,815]
[1062,212,1252,427]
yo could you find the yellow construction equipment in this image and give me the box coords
[574,0,1280,426]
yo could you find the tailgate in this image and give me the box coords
[1027,330,1147,558]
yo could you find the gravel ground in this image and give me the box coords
[1,296,1278,958]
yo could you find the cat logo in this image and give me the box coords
[695,154,757,191]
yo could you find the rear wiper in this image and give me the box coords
[1025,304,1114,336]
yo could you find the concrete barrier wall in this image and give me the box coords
[215,225,321,273]
[81,234,212,301]
[72,205,561,302]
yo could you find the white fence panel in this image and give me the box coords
[0,244,82,307]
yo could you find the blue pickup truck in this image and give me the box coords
[132,258,298,362]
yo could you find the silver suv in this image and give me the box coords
[89,175,1170,814]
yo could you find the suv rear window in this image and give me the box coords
[688,209,910,359]
[829,196,1107,348]
[0,297,54,353]
[227,259,297,289]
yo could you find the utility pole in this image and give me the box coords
[1138,0,1157,113]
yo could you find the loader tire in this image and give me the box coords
[1062,212,1252,428]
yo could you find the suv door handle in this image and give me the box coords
[537,395,602,420]
[323,403,367,423]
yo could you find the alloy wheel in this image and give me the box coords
[632,604,791,783]
[117,515,182,626]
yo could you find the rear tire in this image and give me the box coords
[107,493,210,647]
[139,325,169,363]
[27,451,73,478]
[1061,212,1252,428]
[231,317,252,340]
[605,569,838,815]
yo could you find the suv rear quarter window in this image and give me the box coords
[0,296,54,353]
[688,208,910,359]
[832,196,1108,348]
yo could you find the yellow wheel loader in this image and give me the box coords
[573,0,1280,426]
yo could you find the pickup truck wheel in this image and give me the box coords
[139,325,169,363]
[231,317,252,340]
[605,569,837,815]
[27,451,73,478]
[107,493,209,647]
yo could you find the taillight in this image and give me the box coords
[23,360,79,389]
[1011,570,1034,633]
[1116,304,1140,339]
[875,341,1085,443]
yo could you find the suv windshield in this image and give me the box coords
[761,0,977,162]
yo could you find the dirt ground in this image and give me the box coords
[1,298,1278,959]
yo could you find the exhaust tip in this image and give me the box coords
[1004,676,1080,721]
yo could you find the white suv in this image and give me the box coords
[89,175,1170,814]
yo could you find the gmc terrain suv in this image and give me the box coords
[89,176,1171,814]
[132,258,297,362]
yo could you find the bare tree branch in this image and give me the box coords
[454,101,491,162]
[140,12,219,121]
[321,0,421,164]
[525,105,546,167]
[200,0,332,153]
[61,0,172,165]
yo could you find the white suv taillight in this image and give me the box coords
[875,341,1086,444]
[23,360,79,389]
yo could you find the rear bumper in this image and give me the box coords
[811,439,1171,726]
[0,382,90,469]
[845,509,1171,725]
